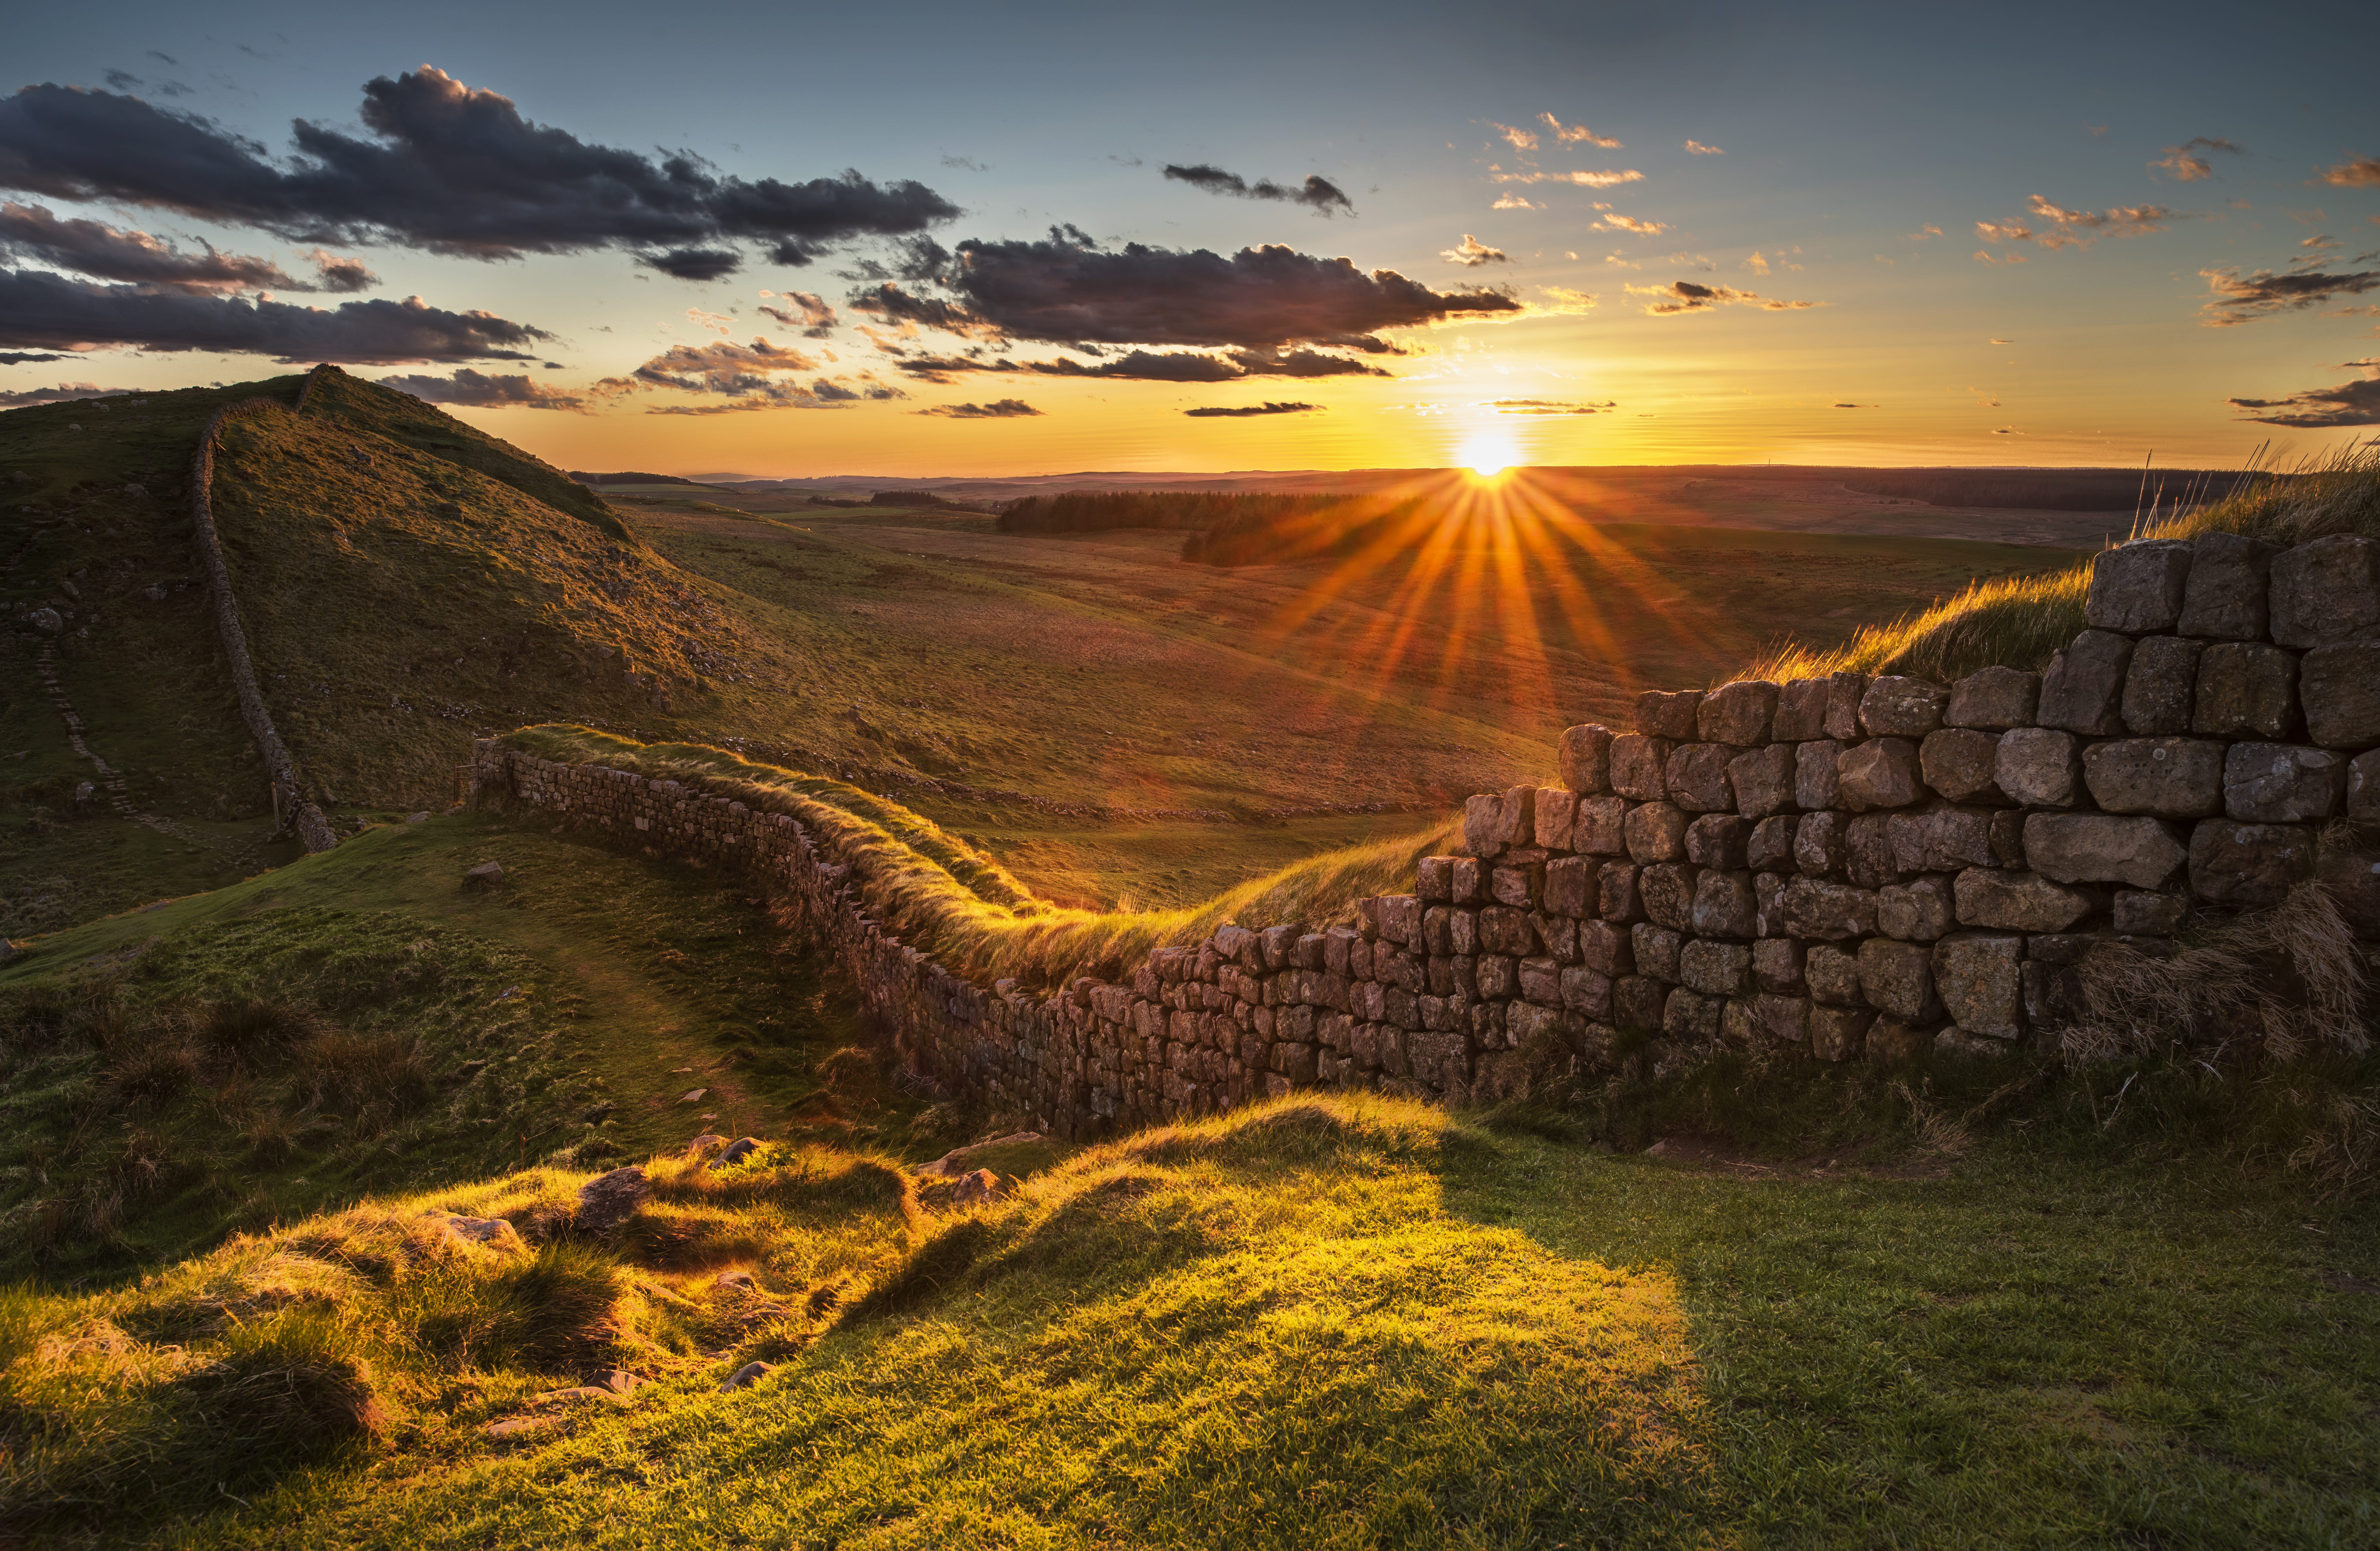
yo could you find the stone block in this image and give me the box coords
[1639,863,1700,930]
[1755,870,1788,937]
[1846,812,1902,889]
[1518,956,1564,1005]
[1685,814,1752,869]
[2025,933,2107,966]
[1491,861,1544,908]
[1750,814,1799,872]
[1598,862,1643,923]
[2082,737,2225,818]
[1996,727,2083,808]
[1796,739,1844,810]
[1423,907,1456,956]
[1753,993,1811,1045]
[1574,794,1628,855]
[1992,809,2028,868]
[1794,810,1849,876]
[1625,800,1688,864]
[1931,933,2023,1037]
[1861,676,1949,736]
[1691,869,1758,938]
[1545,856,1597,918]
[1858,1018,1932,1065]
[2021,960,2085,1028]
[2224,743,2347,823]
[2352,750,2380,822]
[2177,531,2276,641]
[1665,742,1737,813]
[1579,919,1633,975]
[1417,856,1455,902]
[1700,679,1778,744]
[2301,642,2380,747]
[2023,812,2189,888]
[1780,876,1880,940]
[1946,665,2040,730]
[1809,1004,1875,1061]
[1451,857,1488,903]
[2270,534,2380,648]
[1824,671,1872,740]
[1610,735,1673,802]
[1663,988,1725,1043]
[1464,787,1534,857]
[2038,630,2135,736]
[1613,975,1666,1029]
[1473,950,1512,1001]
[2188,821,2316,908]
[2193,642,2299,740]
[1954,868,2103,931]
[1728,742,1798,820]
[2122,635,2202,735]
[1478,905,1536,956]
[1680,939,1753,997]
[1889,808,1996,873]
[1559,723,1616,792]
[1754,937,1806,993]
[1559,965,1615,1017]
[1807,943,1862,1005]
[1858,938,1941,1021]
[1839,738,1923,811]
[1720,996,1760,1047]
[1636,689,1705,739]
[2112,890,2188,936]
[2085,539,2193,633]
[1533,787,1578,851]
[1877,875,1956,942]
[1922,728,2004,804]
[1775,677,1832,740]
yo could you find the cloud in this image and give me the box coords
[940,155,987,172]
[1490,123,1539,152]
[851,231,1521,357]
[1491,194,1541,210]
[638,247,744,281]
[1492,169,1644,188]
[1908,224,1944,240]
[2319,155,2380,188]
[1973,249,2028,265]
[1485,397,1612,415]
[0,379,130,406]
[1183,401,1320,417]
[758,288,836,337]
[1440,233,1508,266]
[1975,198,2178,253]
[1745,250,1770,275]
[1974,220,2033,245]
[642,375,898,414]
[2153,136,2241,181]
[0,269,548,360]
[629,337,820,395]
[305,248,377,292]
[918,398,1039,418]
[1539,285,1596,312]
[1629,279,1817,315]
[0,349,64,362]
[1161,164,1353,215]
[1832,402,1877,408]
[1989,337,2013,344]
[2301,234,2342,250]
[376,366,584,410]
[0,200,299,291]
[2228,370,2380,427]
[2199,266,2380,325]
[1540,114,1621,148]
[890,345,1389,384]
[0,69,958,274]
[1683,140,1723,155]
[1592,212,1668,235]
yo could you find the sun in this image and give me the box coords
[1461,430,1518,479]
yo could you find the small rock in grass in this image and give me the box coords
[462,860,504,892]
[719,1361,776,1393]
[717,1137,762,1165]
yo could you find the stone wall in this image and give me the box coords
[473,527,2380,1139]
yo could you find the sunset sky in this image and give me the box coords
[2,0,2375,476]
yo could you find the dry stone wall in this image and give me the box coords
[475,528,2380,1139]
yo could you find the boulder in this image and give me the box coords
[25,607,61,634]
[1931,933,2024,1038]
[1727,742,1797,820]
[1995,727,2083,808]
[1664,742,1736,812]
[1860,676,1949,737]
[2193,643,2299,740]
[2121,636,2202,735]
[2188,821,2315,908]
[1559,724,1616,792]
[1749,814,1800,872]
[1636,689,1705,739]
[1795,739,1844,810]
[719,1361,776,1394]
[2270,534,2380,648]
[1954,868,2103,931]
[1876,875,1956,942]
[1610,735,1673,801]
[2177,531,2275,640]
[1823,672,1872,740]
[1690,869,1758,938]
[1574,794,1629,855]
[2084,540,2193,633]
[2300,642,2380,748]
[1684,814,1752,869]
[1946,665,2040,730]
[2022,812,2189,888]
[1624,801,1688,864]
[1680,939,1753,997]
[1920,728,2004,804]
[1699,680,1778,744]
[2223,743,2346,823]
[1774,677,1832,740]
[463,861,505,892]
[1779,876,1879,940]
[2038,630,2135,735]
[1807,943,1863,1005]
[575,1166,653,1233]
[2080,737,2224,818]
[1838,738,1923,811]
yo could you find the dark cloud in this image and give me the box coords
[0,69,959,274]
[101,70,142,92]
[638,246,744,281]
[2199,266,2380,326]
[0,349,64,362]
[2152,137,2242,181]
[1183,401,1320,417]
[0,380,130,406]
[377,366,583,410]
[1161,164,1354,216]
[1441,234,1509,266]
[891,345,1389,384]
[1631,279,1819,314]
[918,397,1040,418]
[0,268,549,361]
[1833,401,1878,408]
[0,200,296,290]
[627,337,820,395]
[759,289,836,337]
[2320,155,2380,189]
[307,249,378,292]
[2229,372,2380,428]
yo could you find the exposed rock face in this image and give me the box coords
[575,1167,652,1233]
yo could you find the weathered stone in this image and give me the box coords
[1780,876,1879,940]
[1888,808,1995,873]
[719,1361,777,1394]
[2038,630,2135,735]
[2121,635,2202,735]
[1753,993,1810,1044]
[1860,676,1949,737]
[1793,809,1848,875]
[1946,665,2040,730]
[2023,812,2190,888]
[463,861,505,892]
[2021,959,2085,1027]
[1838,738,1923,811]
[1662,988,1724,1043]
[2082,737,2224,818]
[1754,937,1806,993]
[1727,742,1797,820]
[2085,539,2193,633]
[1755,870,1788,937]
[1417,857,1455,902]
[1749,814,1799,872]
[1614,975,1666,1029]
[1624,800,1688,863]
[1700,679,1778,744]
[2193,643,2299,740]
[1720,995,1760,1047]
[1921,728,2004,804]
[1954,868,2103,931]
[1476,954,1518,998]
[2188,821,2316,908]
[2112,890,2189,936]
[1533,787,1577,851]
[1807,943,1863,1005]
[1931,933,2023,1037]
[1991,809,2028,868]
[1560,965,1616,1017]
[1684,814,1751,869]
[1680,939,1753,997]
[1855,1018,1930,1065]
[1574,794,1628,855]
[1518,956,1564,1005]
[1598,862,1643,923]
[2224,743,2346,823]
[1796,739,1843,810]
[1559,723,1616,792]
[1691,869,1758,938]
[1639,863,1699,931]
[1664,742,1737,813]
[1609,735,1672,801]
[2300,642,2380,747]
[1823,671,1872,740]
[2270,534,2380,648]
[576,1167,653,1233]
[1857,938,1941,1021]
[1845,812,1902,889]
[1809,1004,1874,1061]
[1493,861,1545,909]
[1450,859,1487,904]
[1545,856,1597,917]
[1998,727,2085,809]
[2352,750,2380,822]
[2177,531,2276,640]
[2025,933,2109,966]
[1636,689,1705,739]
[1478,905,1535,955]
[2315,843,2380,942]
[1464,787,1534,857]
[1876,875,1956,942]
[1774,677,1832,740]
[1579,919,1634,976]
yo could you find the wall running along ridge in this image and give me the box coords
[474,530,2380,1139]
[191,378,340,853]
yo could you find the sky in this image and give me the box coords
[1,0,2375,477]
